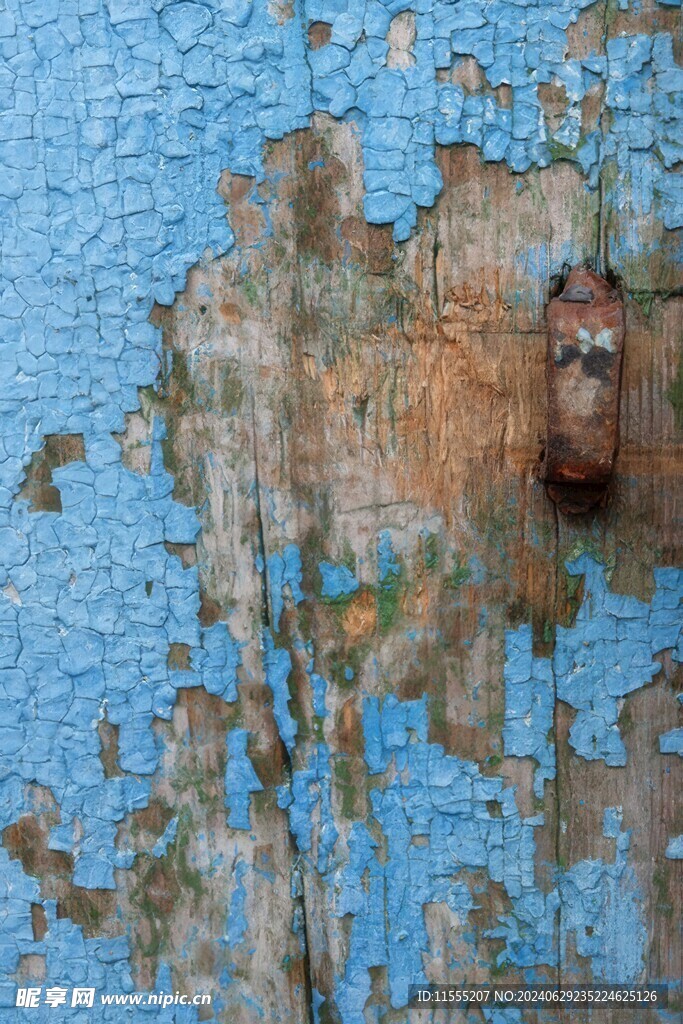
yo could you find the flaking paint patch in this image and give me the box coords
[0,0,680,1017]
[266,545,305,633]
[225,729,264,831]
[659,728,683,756]
[665,835,683,859]
[504,556,683,772]
[554,556,682,765]
[503,624,555,798]
[319,561,359,600]
[277,745,338,873]
[319,697,647,1022]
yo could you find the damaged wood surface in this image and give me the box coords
[2,1,681,1021]
[142,108,681,1022]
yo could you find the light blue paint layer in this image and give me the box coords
[327,696,647,1024]
[151,815,178,858]
[659,728,683,756]
[319,562,359,600]
[0,848,216,1020]
[558,808,646,983]
[555,558,682,765]
[503,624,556,797]
[665,835,683,859]
[227,857,249,949]
[225,728,264,831]
[268,544,305,632]
[277,743,339,872]
[308,659,329,718]
[262,629,298,754]
[377,530,399,583]
[0,416,242,892]
[506,559,683,770]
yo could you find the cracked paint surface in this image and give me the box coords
[505,556,683,773]
[0,0,680,1019]
[277,696,649,1023]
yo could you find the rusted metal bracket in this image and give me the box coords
[543,267,625,515]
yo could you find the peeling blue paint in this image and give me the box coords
[319,562,359,600]
[505,559,683,773]
[558,807,646,983]
[0,416,244,892]
[503,624,556,798]
[308,660,329,718]
[603,33,683,236]
[225,728,264,830]
[555,557,682,765]
[328,696,647,1023]
[312,988,326,1024]
[262,629,298,754]
[268,544,305,632]
[0,0,679,1016]
[0,848,216,1020]
[277,744,338,872]
[377,530,399,583]
[362,693,428,773]
[191,622,242,703]
[665,835,683,859]
[227,856,249,949]
[659,728,683,756]
[151,815,178,859]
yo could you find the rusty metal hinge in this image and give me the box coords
[543,267,625,515]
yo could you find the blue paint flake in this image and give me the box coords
[312,988,326,1024]
[262,629,298,754]
[191,621,242,703]
[377,530,399,583]
[0,415,243,893]
[225,728,264,831]
[659,728,683,756]
[503,624,556,797]
[277,744,339,872]
[328,697,647,1022]
[152,815,178,858]
[227,856,249,949]
[507,559,683,770]
[0,849,215,1021]
[268,543,305,632]
[319,561,359,600]
[665,835,683,859]
[555,557,682,765]
[363,693,429,773]
[558,809,646,983]
[308,659,329,718]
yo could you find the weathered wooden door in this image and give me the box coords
[0,0,680,1022]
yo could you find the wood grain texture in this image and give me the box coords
[135,96,681,1021]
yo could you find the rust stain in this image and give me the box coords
[307,21,331,50]
[543,266,625,514]
[342,590,377,639]
[219,302,243,324]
